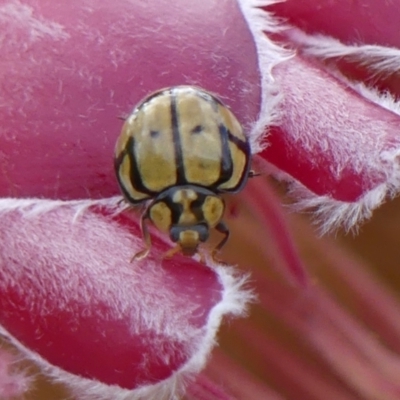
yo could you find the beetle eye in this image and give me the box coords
[169,226,180,242]
[195,224,209,242]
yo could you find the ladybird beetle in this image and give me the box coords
[114,86,251,261]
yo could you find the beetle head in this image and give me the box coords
[169,224,209,256]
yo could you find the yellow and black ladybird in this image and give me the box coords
[114,85,251,261]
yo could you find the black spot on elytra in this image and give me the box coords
[150,130,160,138]
[191,125,203,134]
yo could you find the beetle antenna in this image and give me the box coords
[249,170,261,178]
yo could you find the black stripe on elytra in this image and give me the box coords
[114,150,138,204]
[138,88,167,110]
[213,130,252,193]
[170,89,186,184]
[124,136,158,200]
[212,124,234,188]
[227,130,251,156]
[227,131,252,192]
[194,90,220,112]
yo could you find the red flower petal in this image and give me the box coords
[239,1,400,230]
[262,56,400,202]
[268,0,400,49]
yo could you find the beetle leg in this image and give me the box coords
[131,213,151,262]
[198,250,207,264]
[211,221,230,262]
[117,197,125,207]
[163,244,182,260]
[117,113,128,121]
